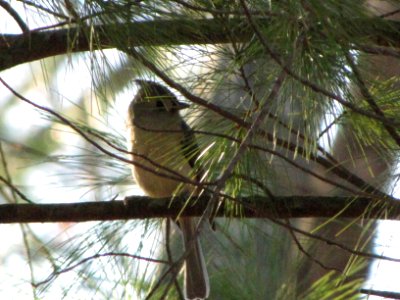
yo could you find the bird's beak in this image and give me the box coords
[175,100,190,110]
[134,79,191,110]
[135,79,152,87]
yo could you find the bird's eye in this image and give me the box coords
[156,100,164,108]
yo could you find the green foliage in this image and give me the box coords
[301,269,364,300]
[343,77,400,149]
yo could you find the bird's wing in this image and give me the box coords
[180,120,199,170]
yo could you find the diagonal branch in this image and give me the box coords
[344,50,400,147]
[33,252,168,288]
[0,0,29,34]
[0,77,207,189]
[128,49,391,199]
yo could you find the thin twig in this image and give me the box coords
[0,77,204,188]
[233,173,359,272]
[360,288,400,299]
[145,248,185,300]
[0,0,29,33]
[20,223,38,298]
[379,8,400,19]
[0,174,32,203]
[318,113,345,140]
[0,142,18,201]
[238,0,400,130]
[18,0,69,19]
[356,44,400,59]
[271,218,400,263]
[33,252,168,288]
[344,51,400,147]
[137,123,366,196]
[171,0,280,17]
[285,218,340,272]
[128,48,391,199]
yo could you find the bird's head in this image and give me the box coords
[130,80,189,116]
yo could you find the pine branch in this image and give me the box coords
[1,17,400,71]
[0,195,399,223]
[0,18,248,71]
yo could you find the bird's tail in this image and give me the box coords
[179,217,209,300]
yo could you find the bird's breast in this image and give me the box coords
[128,125,193,198]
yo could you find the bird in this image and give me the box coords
[127,80,209,300]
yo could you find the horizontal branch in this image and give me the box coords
[1,17,400,71]
[1,195,399,223]
[0,18,249,71]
